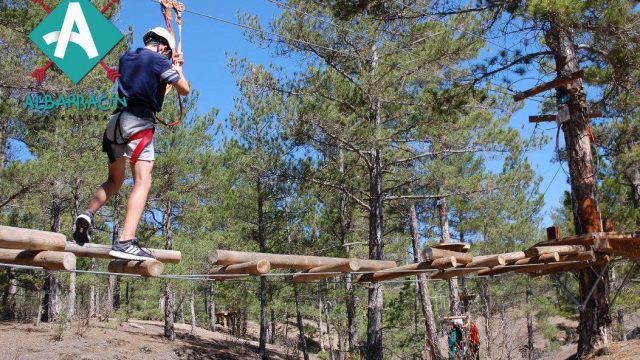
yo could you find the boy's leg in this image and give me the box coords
[88,158,127,213]
[119,160,153,241]
[74,159,126,245]
[109,160,155,261]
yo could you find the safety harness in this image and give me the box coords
[103,0,185,165]
[103,112,155,166]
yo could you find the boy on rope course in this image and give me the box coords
[73,27,189,261]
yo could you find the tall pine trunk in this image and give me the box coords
[2,268,17,320]
[163,201,176,340]
[338,145,358,353]
[257,179,268,359]
[544,21,611,358]
[294,283,309,360]
[527,286,534,360]
[409,202,442,359]
[437,197,460,315]
[481,278,493,359]
[41,191,62,322]
[190,290,196,335]
[365,44,385,360]
[209,282,217,332]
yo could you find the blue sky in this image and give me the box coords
[115,0,569,223]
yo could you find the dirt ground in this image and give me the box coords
[0,320,313,360]
[0,318,638,359]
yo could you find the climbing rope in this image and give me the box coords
[156,0,185,127]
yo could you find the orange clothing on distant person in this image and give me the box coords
[469,322,480,345]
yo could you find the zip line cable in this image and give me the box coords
[149,0,372,62]
[148,0,535,103]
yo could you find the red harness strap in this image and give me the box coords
[127,128,155,165]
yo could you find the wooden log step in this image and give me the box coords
[358,257,456,283]
[65,242,181,264]
[292,260,360,283]
[208,250,395,271]
[0,249,76,271]
[431,254,505,280]
[210,260,271,276]
[527,245,586,257]
[0,225,67,251]
[501,251,527,263]
[531,255,609,277]
[108,259,164,277]
[422,247,473,264]
[432,242,471,253]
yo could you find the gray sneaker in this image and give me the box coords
[109,239,155,261]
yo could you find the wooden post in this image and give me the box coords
[357,257,457,283]
[65,242,181,263]
[0,226,66,251]
[0,249,75,270]
[292,260,360,283]
[547,226,561,241]
[107,260,164,277]
[208,249,395,271]
[210,260,271,276]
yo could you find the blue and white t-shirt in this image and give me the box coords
[117,48,179,119]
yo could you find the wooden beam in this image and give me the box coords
[358,257,456,283]
[210,260,271,276]
[501,251,527,263]
[527,245,586,257]
[422,247,473,264]
[108,260,164,277]
[513,70,584,101]
[478,253,562,276]
[560,250,595,262]
[534,233,597,247]
[431,267,479,280]
[0,225,66,251]
[430,254,505,280]
[292,260,361,283]
[432,242,471,253]
[208,250,396,271]
[65,242,181,264]
[538,252,561,263]
[0,249,76,271]
[529,112,602,123]
[531,255,609,277]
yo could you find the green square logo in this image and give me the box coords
[29,0,123,84]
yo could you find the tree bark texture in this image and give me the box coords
[294,283,310,360]
[42,193,62,322]
[163,201,176,341]
[544,21,611,358]
[366,45,385,360]
[257,179,268,360]
[209,282,217,332]
[409,202,442,359]
[190,290,196,335]
[481,278,493,359]
[437,197,461,316]
[527,286,534,360]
